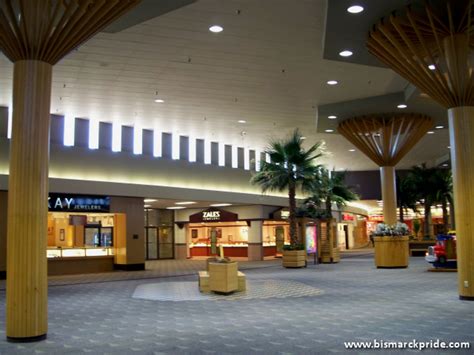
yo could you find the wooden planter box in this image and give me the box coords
[374,236,409,269]
[208,261,238,293]
[282,250,306,268]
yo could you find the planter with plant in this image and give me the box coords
[373,222,410,268]
[251,129,323,268]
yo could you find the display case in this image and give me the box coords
[46,247,114,258]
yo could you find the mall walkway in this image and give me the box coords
[0,253,472,354]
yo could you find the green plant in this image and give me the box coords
[251,129,323,246]
[283,243,305,251]
[305,168,358,219]
[373,222,410,236]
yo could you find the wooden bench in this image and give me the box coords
[198,270,246,293]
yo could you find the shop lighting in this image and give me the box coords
[238,120,246,123]
[175,201,196,205]
[325,129,334,133]
[427,131,435,134]
[328,115,337,119]
[435,125,444,129]
[154,99,164,103]
[327,80,338,85]
[397,104,407,109]
[210,203,232,207]
[144,199,157,203]
[166,206,186,210]
[428,64,436,70]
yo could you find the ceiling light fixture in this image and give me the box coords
[166,206,186,210]
[209,25,223,33]
[328,115,337,119]
[447,146,451,149]
[427,131,435,134]
[301,136,307,140]
[435,125,444,129]
[339,50,353,57]
[327,80,338,85]
[154,99,164,103]
[397,104,407,109]
[144,205,152,208]
[349,149,355,152]
[175,201,196,205]
[325,129,334,133]
[347,5,364,14]
[238,120,246,124]
[428,64,436,70]
[144,199,157,203]
[210,203,232,207]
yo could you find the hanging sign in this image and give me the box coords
[48,194,110,212]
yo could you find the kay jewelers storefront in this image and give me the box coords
[173,205,291,261]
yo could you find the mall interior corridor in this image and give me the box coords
[0,254,472,354]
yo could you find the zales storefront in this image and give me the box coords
[173,206,291,261]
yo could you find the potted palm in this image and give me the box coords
[251,129,323,268]
[373,222,410,268]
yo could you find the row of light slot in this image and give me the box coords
[62,116,261,170]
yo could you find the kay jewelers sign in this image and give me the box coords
[48,194,110,212]
[189,208,238,223]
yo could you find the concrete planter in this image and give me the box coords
[282,250,306,268]
[374,236,409,269]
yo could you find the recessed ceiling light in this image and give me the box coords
[144,205,152,208]
[166,206,186,210]
[238,120,246,124]
[328,115,337,119]
[442,163,449,167]
[349,149,356,152]
[435,125,444,129]
[347,5,364,14]
[210,203,232,207]
[325,129,334,133]
[154,99,164,103]
[175,201,196,205]
[301,136,307,140]
[327,80,338,85]
[209,25,223,33]
[339,50,353,57]
[428,64,436,70]
[144,199,157,203]
[447,146,451,149]
[427,131,435,134]
[397,104,407,109]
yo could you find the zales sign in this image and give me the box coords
[189,209,238,223]
[203,211,220,221]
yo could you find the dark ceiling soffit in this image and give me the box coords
[103,0,198,33]
[322,0,424,68]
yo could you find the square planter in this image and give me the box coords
[282,250,306,268]
[374,236,409,268]
[208,261,238,293]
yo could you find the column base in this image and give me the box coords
[248,243,263,261]
[7,334,47,343]
[459,295,474,301]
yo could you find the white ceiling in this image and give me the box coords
[0,0,449,170]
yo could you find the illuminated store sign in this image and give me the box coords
[189,209,238,223]
[48,194,110,212]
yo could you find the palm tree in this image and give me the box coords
[396,174,418,222]
[407,163,437,237]
[305,168,358,218]
[432,168,454,230]
[251,129,323,246]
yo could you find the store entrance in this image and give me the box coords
[146,227,174,260]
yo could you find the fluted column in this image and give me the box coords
[7,61,52,341]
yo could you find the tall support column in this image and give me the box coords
[448,107,474,300]
[380,166,397,225]
[7,60,52,341]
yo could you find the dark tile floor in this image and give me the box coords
[0,254,472,354]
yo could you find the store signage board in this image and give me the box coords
[189,208,238,223]
[48,194,110,212]
[305,225,317,254]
